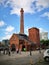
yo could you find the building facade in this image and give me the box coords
[10,33,32,51]
[40,32,48,40]
[9,8,32,51]
[9,8,40,51]
[28,27,40,48]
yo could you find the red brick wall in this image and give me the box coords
[28,27,40,47]
[9,34,30,51]
[9,34,19,49]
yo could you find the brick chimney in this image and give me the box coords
[20,8,24,34]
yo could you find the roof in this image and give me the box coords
[16,33,35,45]
[29,27,39,31]
[10,33,35,45]
[16,34,28,40]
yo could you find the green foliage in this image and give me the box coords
[40,39,49,46]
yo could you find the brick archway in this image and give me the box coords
[22,44,26,51]
[11,44,16,51]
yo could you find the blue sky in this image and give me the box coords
[0,0,49,41]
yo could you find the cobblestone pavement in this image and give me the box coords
[0,50,45,65]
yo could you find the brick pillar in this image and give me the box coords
[19,44,22,51]
[16,44,19,52]
[20,8,24,34]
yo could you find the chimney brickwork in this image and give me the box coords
[20,8,24,34]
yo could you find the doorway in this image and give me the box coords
[22,45,26,51]
[11,44,16,51]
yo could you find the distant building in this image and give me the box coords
[40,32,48,40]
[2,39,9,46]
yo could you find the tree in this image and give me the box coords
[40,39,49,49]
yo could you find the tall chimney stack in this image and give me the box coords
[20,8,24,34]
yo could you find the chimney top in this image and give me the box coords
[20,8,24,12]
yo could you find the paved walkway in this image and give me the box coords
[0,50,45,65]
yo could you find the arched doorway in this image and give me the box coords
[11,44,16,51]
[22,44,26,51]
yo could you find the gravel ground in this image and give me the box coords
[0,59,49,65]
[0,50,47,65]
[34,61,49,65]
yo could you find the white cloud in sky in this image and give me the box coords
[9,0,35,15]
[0,20,5,27]
[0,0,5,5]
[41,12,49,19]
[0,25,15,41]
[36,0,49,11]
[25,28,28,35]
[2,34,12,40]
[0,0,49,15]
[0,0,35,15]
[5,25,15,33]
[39,28,47,33]
[37,0,49,7]
[1,25,15,40]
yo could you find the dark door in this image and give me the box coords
[11,44,16,51]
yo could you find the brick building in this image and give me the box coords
[9,8,40,51]
[9,33,34,51]
[28,27,40,49]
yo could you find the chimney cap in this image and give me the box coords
[20,8,24,12]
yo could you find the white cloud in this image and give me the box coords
[2,34,12,40]
[0,0,5,4]
[9,0,35,15]
[9,0,49,14]
[0,20,5,27]
[39,28,47,33]
[41,12,49,19]
[36,0,49,11]
[5,25,15,33]
[37,0,49,8]
[0,0,36,15]
[25,28,28,35]
[0,0,49,15]
[0,0,8,7]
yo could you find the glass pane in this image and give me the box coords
[47,50,49,53]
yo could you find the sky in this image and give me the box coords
[0,0,49,41]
